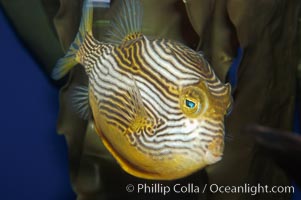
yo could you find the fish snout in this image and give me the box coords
[204,136,224,164]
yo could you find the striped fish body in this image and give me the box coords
[53,0,232,180]
[79,34,232,179]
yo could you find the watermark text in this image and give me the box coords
[125,183,295,196]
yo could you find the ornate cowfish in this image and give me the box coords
[52,0,232,180]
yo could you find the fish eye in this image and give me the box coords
[180,86,207,118]
[185,99,196,109]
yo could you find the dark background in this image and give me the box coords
[0,9,75,199]
[0,6,300,200]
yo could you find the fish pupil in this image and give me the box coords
[185,99,196,109]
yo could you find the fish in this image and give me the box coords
[52,0,233,180]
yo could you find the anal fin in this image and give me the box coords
[71,86,91,120]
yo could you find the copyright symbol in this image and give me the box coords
[126,184,135,193]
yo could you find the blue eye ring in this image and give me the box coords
[185,99,196,109]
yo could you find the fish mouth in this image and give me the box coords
[204,150,223,164]
[204,136,224,164]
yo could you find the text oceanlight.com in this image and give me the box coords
[125,183,295,196]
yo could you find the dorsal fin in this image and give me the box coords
[105,0,143,44]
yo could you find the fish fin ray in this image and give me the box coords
[71,86,91,120]
[105,0,143,44]
[128,75,147,118]
[52,0,94,80]
[124,75,157,135]
[52,52,78,80]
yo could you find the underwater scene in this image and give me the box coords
[0,0,301,199]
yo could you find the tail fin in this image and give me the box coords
[105,0,143,44]
[52,0,94,80]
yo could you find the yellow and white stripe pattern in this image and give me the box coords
[76,32,232,178]
[53,0,232,180]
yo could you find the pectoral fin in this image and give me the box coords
[124,75,158,136]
